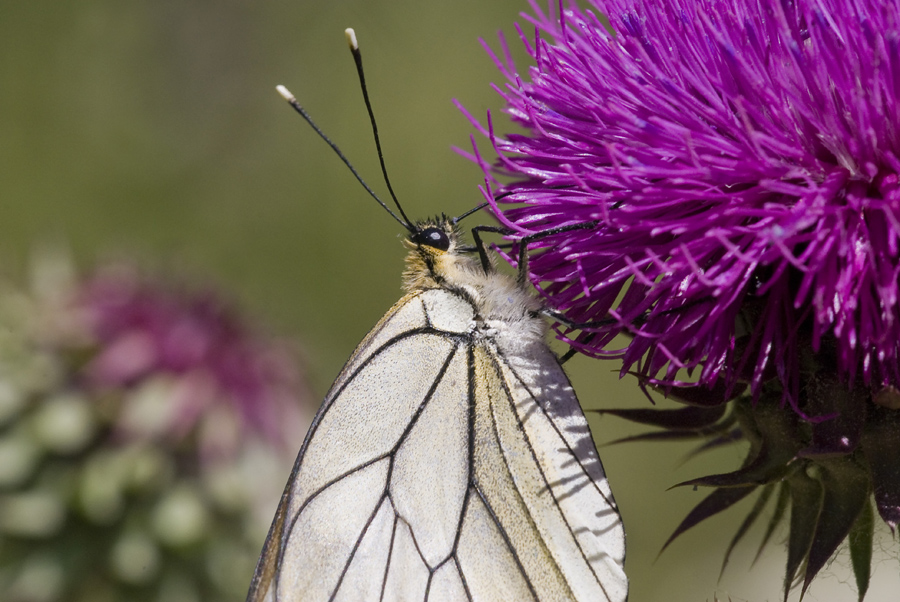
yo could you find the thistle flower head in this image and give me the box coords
[468,0,900,407]
[466,0,900,597]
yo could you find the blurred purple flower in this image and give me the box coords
[464,0,900,408]
[0,252,313,602]
[79,263,308,453]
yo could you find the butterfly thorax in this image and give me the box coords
[402,219,546,350]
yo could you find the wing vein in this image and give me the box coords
[291,453,392,520]
[453,556,475,602]
[492,347,617,508]
[489,351,615,599]
[447,344,476,556]
[327,493,391,602]
[471,484,541,601]
[386,345,461,462]
[326,327,453,418]
[288,342,461,541]
[395,514,431,570]
[276,342,461,600]
[378,512,399,602]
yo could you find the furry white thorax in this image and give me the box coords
[449,254,545,345]
[403,224,548,359]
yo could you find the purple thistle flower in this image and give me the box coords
[465,0,900,598]
[465,0,900,409]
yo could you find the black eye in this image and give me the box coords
[414,227,450,251]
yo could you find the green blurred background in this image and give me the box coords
[2,0,890,600]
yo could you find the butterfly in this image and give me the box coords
[246,29,627,602]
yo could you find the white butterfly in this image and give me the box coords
[247,36,627,600]
[246,216,627,602]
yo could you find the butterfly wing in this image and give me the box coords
[245,289,437,601]
[247,289,467,602]
[465,341,627,602]
[247,288,626,602]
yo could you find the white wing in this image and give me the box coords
[470,339,627,601]
[247,288,626,602]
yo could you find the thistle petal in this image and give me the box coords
[471,1,900,597]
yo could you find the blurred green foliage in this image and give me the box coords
[2,1,888,600]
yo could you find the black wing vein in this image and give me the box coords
[488,350,614,599]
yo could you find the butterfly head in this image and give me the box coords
[402,216,477,292]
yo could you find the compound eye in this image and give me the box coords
[414,227,450,251]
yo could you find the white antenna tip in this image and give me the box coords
[344,28,358,50]
[276,85,295,102]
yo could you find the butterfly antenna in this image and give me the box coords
[275,85,411,231]
[453,202,490,224]
[344,28,413,229]
[450,187,517,225]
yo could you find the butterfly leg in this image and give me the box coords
[470,225,512,275]
[513,222,611,365]
[512,222,599,287]
[469,221,602,285]
[470,220,615,365]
